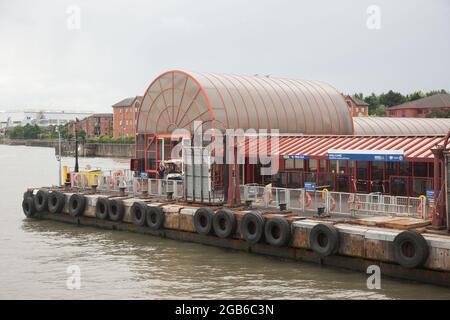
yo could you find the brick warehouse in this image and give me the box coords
[68,113,113,138]
[112,96,142,138]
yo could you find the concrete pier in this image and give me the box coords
[24,188,450,287]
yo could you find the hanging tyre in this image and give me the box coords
[48,191,66,214]
[240,211,265,245]
[393,230,429,268]
[264,217,291,247]
[108,199,125,222]
[146,206,165,230]
[96,198,110,220]
[23,190,34,200]
[131,202,147,226]
[213,208,236,238]
[309,224,339,257]
[68,194,87,217]
[34,189,49,212]
[193,207,214,235]
[22,197,36,218]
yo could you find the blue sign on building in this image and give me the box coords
[304,182,316,191]
[286,154,309,160]
[426,190,434,199]
[328,149,404,162]
[140,172,148,179]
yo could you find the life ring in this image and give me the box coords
[135,180,141,193]
[321,188,329,200]
[354,195,361,210]
[347,194,354,209]
[113,170,124,177]
[302,192,312,209]
[417,195,426,214]
[329,195,336,211]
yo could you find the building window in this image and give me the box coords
[119,120,122,125]
[361,107,364,113]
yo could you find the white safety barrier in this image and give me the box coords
[240,184,431,219]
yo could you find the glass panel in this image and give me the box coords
[308,160,317,173]
[285,159,295,169]
[338,160,346,174]
[329,160,337,173]
[399,162,411,176]
[413,162,427,177]
[295,159,304,169]
[356,161,368,180]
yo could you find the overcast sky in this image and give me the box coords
[0,0,449,112]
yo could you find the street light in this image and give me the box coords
[55,126,62,186]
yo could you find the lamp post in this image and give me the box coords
[74,119,79,173]
[55,126,62,185]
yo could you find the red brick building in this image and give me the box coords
[345,95,369,117]
[112,96,142,137]
[68,113,113,138]
[387,93,450,117]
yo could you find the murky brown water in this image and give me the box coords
[1,144,450,299]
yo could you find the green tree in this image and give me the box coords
[426,109,450,118]
[425,89,448,97]
[379,90,406,107]
[406,91,425,102]
[363,93,380,115]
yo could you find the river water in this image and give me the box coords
[1,144,449,299]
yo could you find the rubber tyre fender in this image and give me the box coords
[309,224,340,257]
[96,198,110,220]
[393,230,429,268]
[131,202,147,226]
[213,208,236,238]
[22,197,37,218]
[34,189,49,212]
[193,207,214,235]
[108,199,125,222]
[23,190,34,200]
[68,194,87,217]
[264,217,291,247]
[48,191,66,214]
[240,211,265,245]
[146,206,165,230]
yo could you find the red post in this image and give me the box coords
[431,148,445,228]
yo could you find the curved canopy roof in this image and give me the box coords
[137,70,354,135]
[353,117,450,135]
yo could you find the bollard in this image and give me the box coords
[119,187,126,196]
[91,184,98,194]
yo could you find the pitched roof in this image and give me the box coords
[346,95,369,106]
[244,135,448,161]
[389,93,450,110]
[112,96,142,108]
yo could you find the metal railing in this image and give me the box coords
[70,170,430,219]
[240,184,430,219]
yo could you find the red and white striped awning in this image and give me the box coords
[244,135,449,161]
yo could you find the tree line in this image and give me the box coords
[352,89,449,117]
[4,123,135,143]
